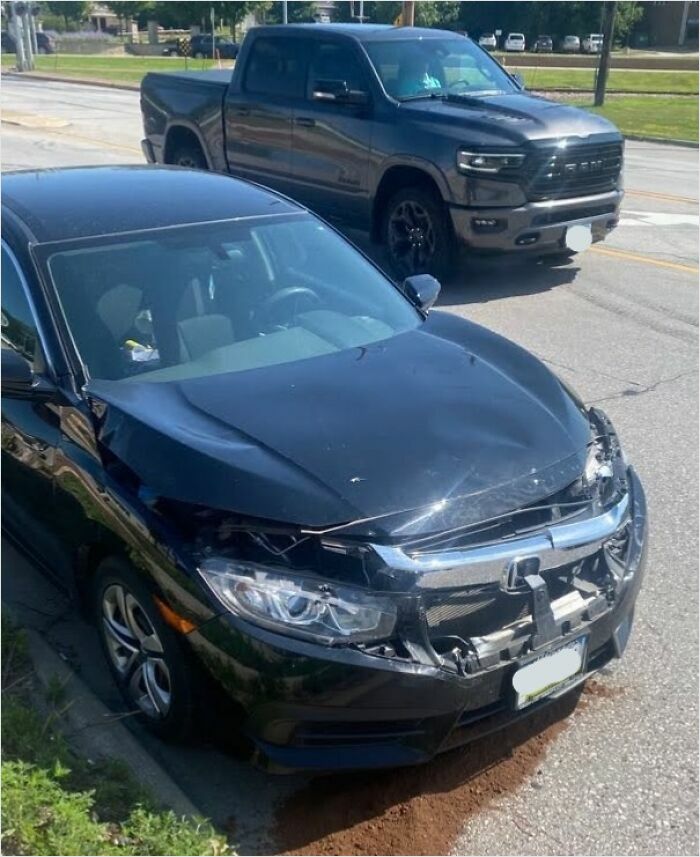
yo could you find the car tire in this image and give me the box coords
[383,185,455,280]
[38,47,47,54]
[170,143,208,170]
[194,51,204,59]
[92,557,197,742]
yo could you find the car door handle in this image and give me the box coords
[294,117,316,128]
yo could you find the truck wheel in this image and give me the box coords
[383,185,455,280]
[92,557,197,742]
[170,144,208,170]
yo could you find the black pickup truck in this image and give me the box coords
[141,23,624,277]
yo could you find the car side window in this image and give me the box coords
[244,37,308,98]
[1,244,44,371]
[308,41,366,95]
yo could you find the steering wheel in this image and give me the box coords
[254,286,322,330]
[447,79,475,93]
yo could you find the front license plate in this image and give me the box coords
[513,636,588,710]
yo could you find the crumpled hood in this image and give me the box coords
[400,92,621,146]
[88,312,591,539]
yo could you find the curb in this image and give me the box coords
[1,70,139,91]
[624,133,698,148]
[23,627,203,820]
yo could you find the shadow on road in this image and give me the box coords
[343,227,581,309]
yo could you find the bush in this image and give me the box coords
[1,761,230,856]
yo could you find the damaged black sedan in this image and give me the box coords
[1,167,646,772]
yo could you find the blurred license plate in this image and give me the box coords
[513,636,588,710]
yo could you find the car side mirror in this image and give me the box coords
[1,348,56,400]
[311,79,369,106]
[2,347,35,397]
[511,72,525,89]
[402,274,441,312]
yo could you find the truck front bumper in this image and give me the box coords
[449,189,622,254]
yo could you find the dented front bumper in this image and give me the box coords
[189,468,647,773]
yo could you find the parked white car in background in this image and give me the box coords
[504,32,526,52]
[560,34,581,52]
[582,33,604,53]
[478,32,497,50]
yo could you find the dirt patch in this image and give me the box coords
[581,677,624,700]
[275,691,583,856]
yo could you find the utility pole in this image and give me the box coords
[401,1,414,27]
[10,2,27,70]
[29,2,38,55]
[679,0,690,46]
[282,0,287,25]
[594,1,616,107]
[21,2,34,69]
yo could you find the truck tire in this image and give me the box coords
[170,143,208,170]
[382,185,455,280]
[92,557,197,742]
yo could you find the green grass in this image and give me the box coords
[519,67,698,94]
[574,95,699,141]
[2,52,697,95]
[1,618,231,856]
[0,52,227,84]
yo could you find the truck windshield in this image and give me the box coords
[365,37,516,101]
[41,214,421,383]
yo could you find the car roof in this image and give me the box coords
[251,23,462,41]
[1,166,302,244]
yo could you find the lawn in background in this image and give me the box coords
[0,52,227,83]
[576,95,699,141]
[518,67,698,94]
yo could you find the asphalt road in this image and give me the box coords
[2,77,698,856]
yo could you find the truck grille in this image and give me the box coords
[524,142,623,201]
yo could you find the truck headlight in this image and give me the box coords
[199,558,397,645]
[457,150,525,174]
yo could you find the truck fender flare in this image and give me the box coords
[373,156,453,205]
[164,119,215,170]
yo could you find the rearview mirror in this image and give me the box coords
[402,274,441,313]
[311,79,369,105]
[1,347,34,397]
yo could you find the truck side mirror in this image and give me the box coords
[511,72,525,89]
[402,274,441,313]
[311,79,369,106]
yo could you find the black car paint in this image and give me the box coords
[1,167,646,773]
[140,23,624,255]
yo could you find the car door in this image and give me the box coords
[290,37,373,227]
[223,35,310,197]
[0,241,73,579]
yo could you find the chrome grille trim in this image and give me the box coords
[371,493,629,590]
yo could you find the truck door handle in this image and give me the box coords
[294,117,316,128]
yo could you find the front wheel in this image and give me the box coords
[382,185,455,280]
[170,143,208,170]
[93,558,196,741]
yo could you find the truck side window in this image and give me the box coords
[1,244,44,371]
[245,37,308,98]
[309,41,366,94]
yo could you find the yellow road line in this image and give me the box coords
[591,244,699,274]
[627,189,698,205]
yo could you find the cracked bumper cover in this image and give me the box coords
[188,467,647,773]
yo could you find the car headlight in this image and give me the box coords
[457,150,525,174]
[199,558,397,645]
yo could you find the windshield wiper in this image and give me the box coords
[446,90,506,103]
[398,91,448,102]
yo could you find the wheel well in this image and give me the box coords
[74,542,126,616]
[163,125,206,165]
[372,166,444,242]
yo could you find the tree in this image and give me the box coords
[106,2,153,31]
[614,1,643,45]
[46,1,92,29]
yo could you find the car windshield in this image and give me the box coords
[365,37,515,100]
[41,214,420,383]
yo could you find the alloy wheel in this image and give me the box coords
[101,584,172,719]
[387,199,437,276]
